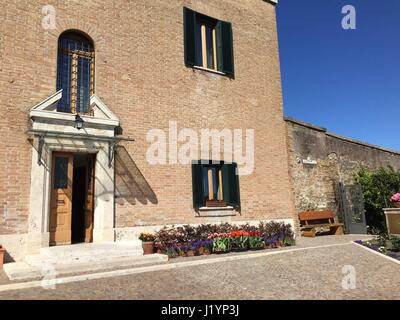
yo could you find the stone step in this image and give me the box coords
[3,241,168,281]
[25,241,144,265]
[39,241,143,259]
[3,262,42,281]
[4,254,168,281]
[25,249,144,265]
[25,253,138,266]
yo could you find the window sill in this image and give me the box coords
[198,206,234,211]
[192,66,226,76]
[196,206,237,217]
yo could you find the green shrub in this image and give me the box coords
[355,167,400,232]
[212,236,232,253]
[249,236,264,249]
[375,231,389,247]
[259,221,294,240]
[231,235,249,250]
[389,235,400,252]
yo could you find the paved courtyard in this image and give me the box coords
[0,235,399,300]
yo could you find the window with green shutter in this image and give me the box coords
[183,7,235,78]
[191,161,240,209]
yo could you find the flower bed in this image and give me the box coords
[355,233,400,261]
[155,222,295,258]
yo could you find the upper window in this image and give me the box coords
[56,31,95,114]
[184,7,235,77]
[202,164,224,205]
[192,161,240,209]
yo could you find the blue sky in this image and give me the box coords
[276,0,400,151]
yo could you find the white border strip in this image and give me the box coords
[352,241,400,265]
[0,242,352,293]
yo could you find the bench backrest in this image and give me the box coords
[299,210,335,224]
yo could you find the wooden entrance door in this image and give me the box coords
[50,153,74,246]
[84,155,95,243]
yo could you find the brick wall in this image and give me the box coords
[0,0,296,234]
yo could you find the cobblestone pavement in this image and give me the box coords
[1,235,399,300]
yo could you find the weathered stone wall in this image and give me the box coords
[286,117,400,218]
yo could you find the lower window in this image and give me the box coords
[192,161,240,209]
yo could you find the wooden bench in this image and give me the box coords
[299,211,344,237]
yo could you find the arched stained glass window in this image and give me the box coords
[56,31,95,114]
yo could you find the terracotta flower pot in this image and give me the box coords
[142,241,155,255]
[0,246,5,270]
[394,202,400,208]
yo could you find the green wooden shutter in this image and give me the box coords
[192,162,203,208]
[184,7,197,67]
[216,21,234,77]
[216,22,223,72]
[222,163,240,208]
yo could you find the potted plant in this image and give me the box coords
[230,231,250,252]
[177,245,186,257]
[186,246,195,257]
[249,236,264,250]
[191,240,204,256]
[264,233,279,249]
[195,241,205,255]
[139,233,156,255]
[390,193,400,208]
[209,233,232,254]
[166,246,178,259]
[203,240,212,255]
[0,245,5,270]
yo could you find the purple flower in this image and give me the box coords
[191,241,201,250]
[264,233,279,245]
[370,244,379,251]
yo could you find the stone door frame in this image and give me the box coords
[26,91,121,254]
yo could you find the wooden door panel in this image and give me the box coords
[84,155,95,243]
[50,153,73,246]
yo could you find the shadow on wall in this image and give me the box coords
[115,146,158,205]
[4,250,15,263]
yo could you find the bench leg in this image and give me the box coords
[330,225,344,235]
[302,228,316,237]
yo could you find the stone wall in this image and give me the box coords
[285,117,400,219]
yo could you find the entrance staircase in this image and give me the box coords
[3,241,168,281]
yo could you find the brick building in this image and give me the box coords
[0,0,296,261]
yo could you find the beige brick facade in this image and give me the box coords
[0,0,295,258]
